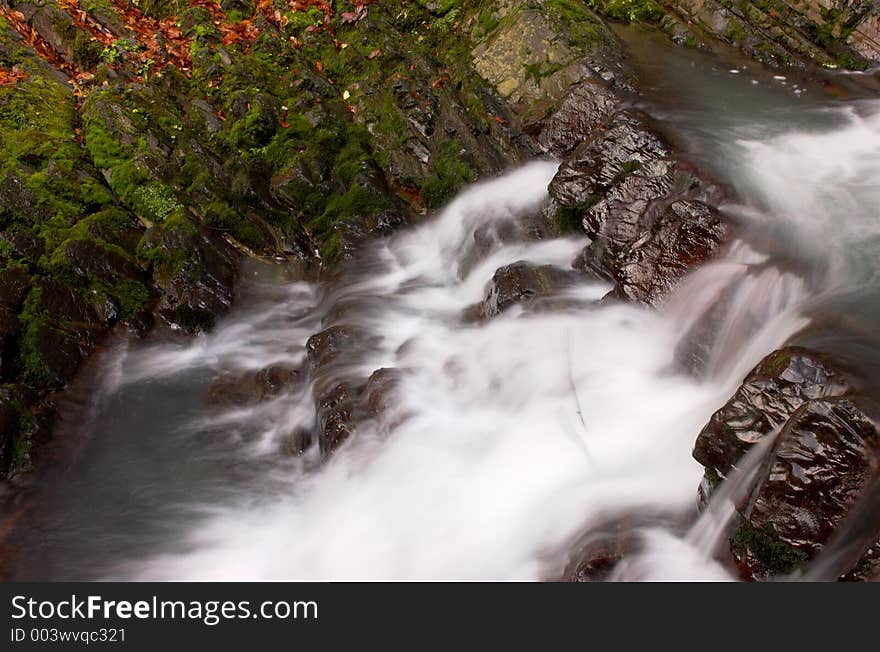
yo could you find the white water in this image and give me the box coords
[21,97,877,581]
[86,153,807,581]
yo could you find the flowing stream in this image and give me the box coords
[5,28,880,581]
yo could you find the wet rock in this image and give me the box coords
[662,0,878,68]
[0,265,30,312]
[481,261,582,318]
[25,322,86,387]
[61,240,143,287]
[731,396,880,579]
[306,325,366,373]
[693,347,856,482]
[0,228,45,264]
[565,530,641,582]
[206,364,302,406]
[549,111,729,304]
[537,80,619,157]
[362,367,402,421]
[311,367,403,457]
[144,227,239,333]
[614,200,728,304]
[315,381,359,455]
[0,172,53,224]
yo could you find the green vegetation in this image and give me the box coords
[586,0,665,24]
[731,518,809,576]
[420,141,475,209]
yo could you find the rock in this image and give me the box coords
[206,364,302,406]
[311,367,403,457]
[549,111,729,304]
[480,261,582,318]
[537,80,619,157]
[362,367,402,421]
[613,200,727,304]
[24,322,86,387]
[0,172,53,224]
[693,347,856,483]
[731,396,880,579]
[306,325,367,373]
[0,265,30,312]
[144,227,239,333]
[0,228,45,264]
[61,239,143,287]
[315,381,359,455]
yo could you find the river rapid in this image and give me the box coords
[5,27,880,581]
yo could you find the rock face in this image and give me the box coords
[549,110,729,304]
[693,346,880,580]
[587,0,880,70]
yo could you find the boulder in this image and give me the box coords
[694,347,855,484]
[731,396,880,579]
[550,111,729,304]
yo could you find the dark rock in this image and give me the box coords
[732,396,880,579]
[26,322,85,387]
[311,366,403,457]
[305,325,365,373]
[0,228,45,264]
[32,278,100,328]
[315,381,359,455]
[481,261,582,318]
[62,239,143,286]
[206,364,302,406]
[538,80,619,157]
[362,367,402,420]
[0,388,21,474]
[613,200,728,304]
[0,172,53,224]
[0,265,30,312]
[693,347,855,482]
[549,111,729,304]
[144,227,239,333]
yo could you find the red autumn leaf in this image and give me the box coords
[494,116,507,124]
[315,60,324,73]
[368,48,381,59]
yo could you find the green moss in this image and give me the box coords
[421,140,474,209]
[72,31,103,69]
[136,0,186,19]
[131,183,182,224]
[731,518,809,576]
[613,159,642,184]
[704,466,723,490]
[555,195,598,233]
[555,204,586,233]
[586,0,665,24]
[203,201,267,251]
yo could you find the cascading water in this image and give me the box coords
[7,36,880,582]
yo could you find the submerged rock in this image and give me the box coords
[313,367,403,456]
[206,364,302,406]
[480,261,583,318]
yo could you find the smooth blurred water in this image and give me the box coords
[5,28,880,581]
